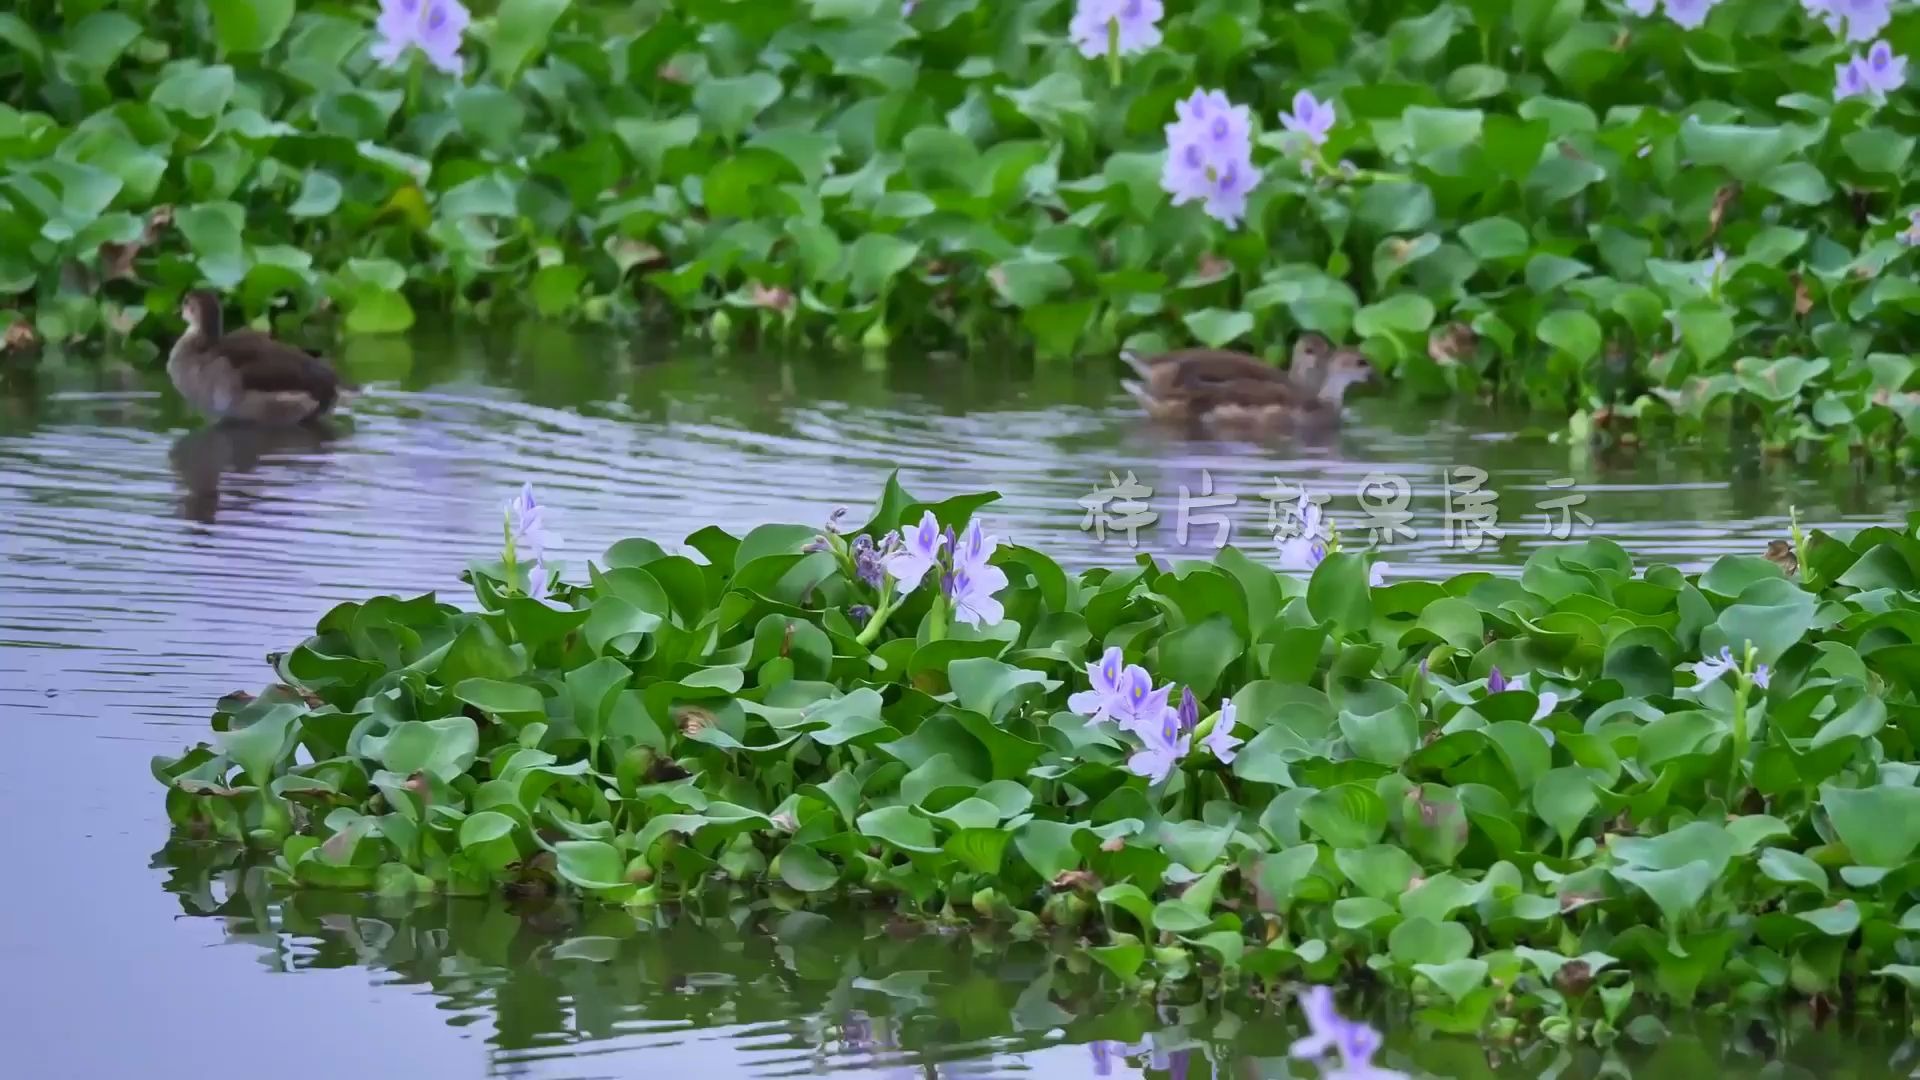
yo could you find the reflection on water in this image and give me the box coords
[151,842,1920,1080]
[2,329,1916,1078]
[169,420,344,523]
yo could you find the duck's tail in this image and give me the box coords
[1121,377,1158,410]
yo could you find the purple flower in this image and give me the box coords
[1691,646,1738,685]
[948,566,1007,627]
[1276,493,1387,586]
[527,559,551,602]
[1663,0,1720,29]
[1753,663,1773,689]
[1176,687,1199,733]
[1161,88,1261,230]
[1811,0,1894,42]
[1903,209,1920,246]
[954,519,999,578]
[849,603,873,625]
[1069,0,1164,59]
[1205,699,1242,763]
[1486,666,1508,694]
[850,533,888,588]
[1069,646,1129,723]
[372,0,470,77]
[1867,40,1909,91]
[1289,987,1407,1078]
[1279,90,1337,147]
[1841,39,1908,100]
[505,482,554,562]
[1625,0,1658,13]
[1126,706,1190,784]
[1112,664,1174,736]
[885,511,945,592]
[1837,57,1872,99]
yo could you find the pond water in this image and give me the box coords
[2,328,1914,1079]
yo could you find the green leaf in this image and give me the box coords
[1612,861,1716,926]
[208,0,295,54]
[1335,844,1419,898]
[856,805,941,853]
[1353,293,1436,338]
[1156,614,1242,700]
[1820,783,1920,867]
[777,845,840,892]
[1797,900,1860,937]
[694,73,784,141]
[453,678,543,717]
[1536,309,1601,364]
[1762,162,1831,206]
[1307,553,1373,636]
[364,717,479,782]
[151,64,236,120]
[1389,917,1473,965]
[1757,847,1828,894]
[490,0,573,84]
[1533,766,1598,848]
[288,172,343,218]
[844,234,919,299]
[1412,958,1489,1003]
[1298,784,1387,849]
[553,840,627,891]
[1183,308,1254,348]
[1016,820,1088,880]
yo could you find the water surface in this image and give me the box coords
[2,331,1912,1078]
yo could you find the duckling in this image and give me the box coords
[1764,539,1799,577]
[1121,333,1335,425]
[168,290,345,425]
[1120,334,1376,437]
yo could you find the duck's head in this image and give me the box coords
[181,289,224,338]
[1316,348,1379,404]
[1289,332,1335,386]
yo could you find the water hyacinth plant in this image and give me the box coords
[156,474,1920,1041]
[501,482,555,601]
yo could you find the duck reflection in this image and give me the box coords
[169,419,341,523]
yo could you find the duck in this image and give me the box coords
[1764,539,1799,577]
[168,289,346,425]
[1119,333,1377,437]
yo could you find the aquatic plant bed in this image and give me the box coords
[10,3,1920,447]
[157,476,1920,1040]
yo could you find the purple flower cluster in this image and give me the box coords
[504,482,556,601]
[1068,0,1164,59]
[1068,647,1241,783]
[1805,0,1894,42]
[1290,987,1407,1079]
[885,511,1008,628]
[1160,89,1260,230]
[372,0,470,77]
[1836,40,1908,101]
[1901,209,1920,246]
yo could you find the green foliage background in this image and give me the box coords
[6,0,1920,444]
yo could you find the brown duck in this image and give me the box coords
[1120,333,1377,437]
[1764,539,1799,577]
[169,290,347,425]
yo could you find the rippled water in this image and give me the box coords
[2,330,1913,1078]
